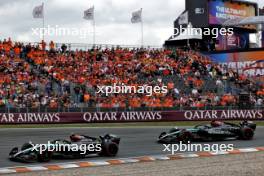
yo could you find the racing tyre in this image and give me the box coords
[240,127,254,140]
[38,150,52,162]
[100,142,119,157]
[178,130,193,143]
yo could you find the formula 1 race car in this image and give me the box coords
[9,134,120,163]
[157,121,256,143]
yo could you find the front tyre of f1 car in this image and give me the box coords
[37,150,52,162]
[9,147,19,156]
[240,127,254,140]
[178,130,193,143]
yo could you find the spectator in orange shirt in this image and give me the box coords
[41,40,46,51]
[49,41,55,52]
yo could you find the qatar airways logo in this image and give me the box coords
[184,110,263,120]
[0,113,60,123]
[83,111,162,122]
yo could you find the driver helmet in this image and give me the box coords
[169,127,179,133]
[211,120,223,127]
[70,134,83,142]
[173,127,179,130]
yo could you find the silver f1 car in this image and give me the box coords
[157,121,256,143]
[9,134,120,163]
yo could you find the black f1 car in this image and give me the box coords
[9,134,120,163]
[157,121,256,143]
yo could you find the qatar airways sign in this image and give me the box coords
[0,113,60,123]
[0,110,263,124]
[183,110,263,120]
[83,111,162,122]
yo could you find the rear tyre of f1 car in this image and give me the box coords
[240,127,254,140]
[100,142,119,157]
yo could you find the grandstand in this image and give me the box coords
[0,38,263,113]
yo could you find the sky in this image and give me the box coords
[0,0,263,46]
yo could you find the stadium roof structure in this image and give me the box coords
[223,16,264,29]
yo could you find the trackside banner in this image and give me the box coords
[0,110,263,124]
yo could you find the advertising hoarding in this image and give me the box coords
[209,0,256,25]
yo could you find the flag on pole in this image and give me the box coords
[32,4,44,18]
[83,6,94,20]
[178,11,188,25]
[131,8,142,23]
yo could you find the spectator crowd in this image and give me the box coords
[0,38,263,110]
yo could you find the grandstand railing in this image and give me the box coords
[0,106,263,113]
[23,41,162,50]
[55,43,163,50]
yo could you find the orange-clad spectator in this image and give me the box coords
[220,99,227,106]
[151,98,161,108]
[84,94,90,102]
[41,40,46,51]
[7,37,12,47]
[14,46,21,55]
[194,79,203,88]
[163,97,174,107]
[129,97,141,108]
[257,89,264,96]
[49,41,55,50]
[222,95,229,103]
[3,42,10,54]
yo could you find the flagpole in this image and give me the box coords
[93,17,95,46]
[42,2,45,42]
[141,8,143,47]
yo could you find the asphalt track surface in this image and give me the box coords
[0,126,263,168]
